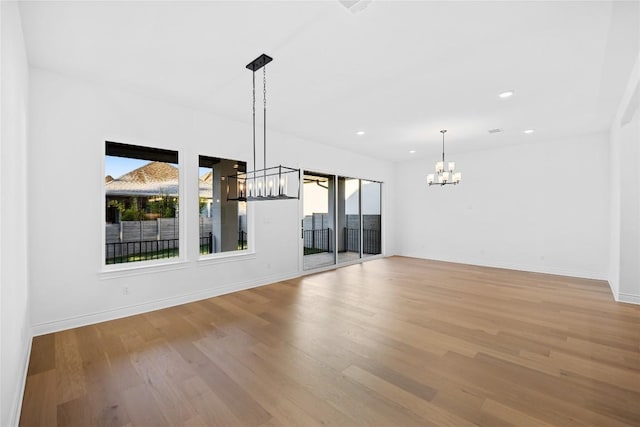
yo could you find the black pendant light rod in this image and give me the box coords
[252,69,256,182]
[246,54,273,185]
[263,66,267,176]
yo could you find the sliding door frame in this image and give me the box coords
[299,168,384,274]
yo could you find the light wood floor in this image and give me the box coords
[20,256,640,426]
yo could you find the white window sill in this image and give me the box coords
[99,250,257,279]
[99,258,190,280]
[198,250,256,266]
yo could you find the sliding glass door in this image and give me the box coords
[303,172,336,270]
[337,177,361,264]
[361,180,381,257]
[302,171,382,271]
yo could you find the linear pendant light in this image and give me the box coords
[227,54,300,201]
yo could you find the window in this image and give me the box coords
[199,155,248,255]
[105,142,179,265]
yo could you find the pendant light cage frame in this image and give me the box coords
[227,54,301,202]
[227,165,300,202]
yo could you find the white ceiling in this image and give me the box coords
[18,0,639,161]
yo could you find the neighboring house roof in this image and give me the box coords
[106,161,179,197]
[105,162,213,198]
[200,171,213,183]
[106,161,214,198]
[119,161,178,183]
[199,171,214,199]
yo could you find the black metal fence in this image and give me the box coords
[363,228,382,254]
[303,228,333,253]
[199,231,247,255]
[238,230,247,250]
[304,227,381,255]
[344,228,381,255]
[344,228,360,253]
[200,232,214,254]
[105,238,179,264]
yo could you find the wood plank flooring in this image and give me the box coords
[20,256,640,426]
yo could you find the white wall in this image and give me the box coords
[1,2,31,426]
[28,68,395,334]
[609,119,622,297]
[395,133,610,279]
[609,49,640,305]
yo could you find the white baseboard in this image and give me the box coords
[401,253,607,281]
[10,334,32,427]
[31,254,633,336]
[617,292,640,305]
[32,271,300,336]
[606,280,618,302]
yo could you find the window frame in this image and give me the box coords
[101,140,186,274]
[197,155,252,260]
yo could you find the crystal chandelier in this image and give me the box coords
[227,54,300,201]
[427,130,461,186]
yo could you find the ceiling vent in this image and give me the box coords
[488,128,503,134]
[338,0,372,14]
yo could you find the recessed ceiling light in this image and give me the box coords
[356,131,365,136]
[523,129,535,134]
[498,90,514,98]
[409,150,416,154]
